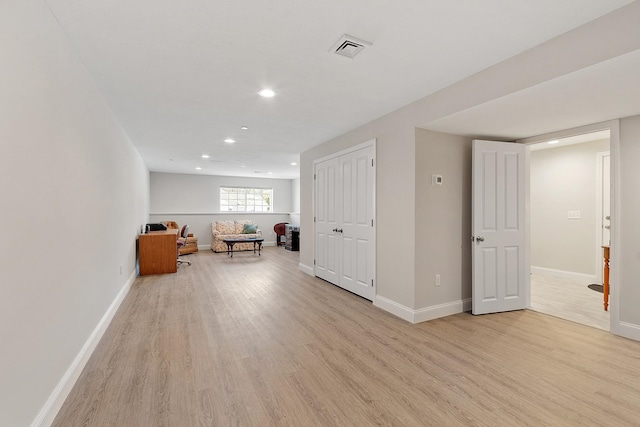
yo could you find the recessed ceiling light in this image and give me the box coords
[195,167,202,170]
[224,138,235,143]
[291,162,297,166]
[268,172,273,175]
[548,140,559,145]
[201,154,210,159]
[258,89,276,98]
[241,126,249,130]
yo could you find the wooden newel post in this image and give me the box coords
[602,246,610,312]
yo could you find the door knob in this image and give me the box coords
[338,228,343,233]
[476,236,485,242]
[332,228,338,232]
[606,215,611,220]
[605,225,611,230]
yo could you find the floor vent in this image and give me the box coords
[331,34,372,59]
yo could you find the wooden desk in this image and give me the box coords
[139,229,178,275]
[602,245,610,311]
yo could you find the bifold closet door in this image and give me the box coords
[315,145,375,301]
[315,157,340,285]
[338,148,374,300]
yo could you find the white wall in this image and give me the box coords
[290,177,301,226]
[301,108,417,309]
[530,140,609,276]
[0,1,149,426]
[618,115,640,329]
[414,129,472,312]
[300,120,472,321]
[150,172,293,213]
[291,177,300,212]
[149,172,295,246]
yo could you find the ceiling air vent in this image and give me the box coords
[331,34,372,59]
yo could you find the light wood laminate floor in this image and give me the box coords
[531,273,609,331]
[53,248,640,426]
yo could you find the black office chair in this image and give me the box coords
[177,225,192,267]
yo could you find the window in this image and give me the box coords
[220,187,272,212]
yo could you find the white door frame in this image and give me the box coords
[518,120,620,334]
[595,151,610,285]
[312,139,376,299]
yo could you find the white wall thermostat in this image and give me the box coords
[432,174,443,186]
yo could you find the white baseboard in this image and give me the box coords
[374,295,470,324]
[414,298,472,323]
[373,295,415,322]
[298,263,314,276]
[31,270,137,427]
[531,266,596,283]
[617,321,640,342]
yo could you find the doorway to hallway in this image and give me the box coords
[528,130,610,330]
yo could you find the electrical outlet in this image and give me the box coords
[435,274,441,286]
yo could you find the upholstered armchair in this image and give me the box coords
[273,222,288,246]
[164,221,199,254]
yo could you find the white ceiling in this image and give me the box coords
[44,0,635,179]
[425,49,640,140]
[528,130,610,151]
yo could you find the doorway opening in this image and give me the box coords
[528,130,610,330]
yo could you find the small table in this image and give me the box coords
[223,238,264,257]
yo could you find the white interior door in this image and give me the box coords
[339,148,375,300]
[472,140,530,315]
[315,157,340,284]
[314,143,375,301]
